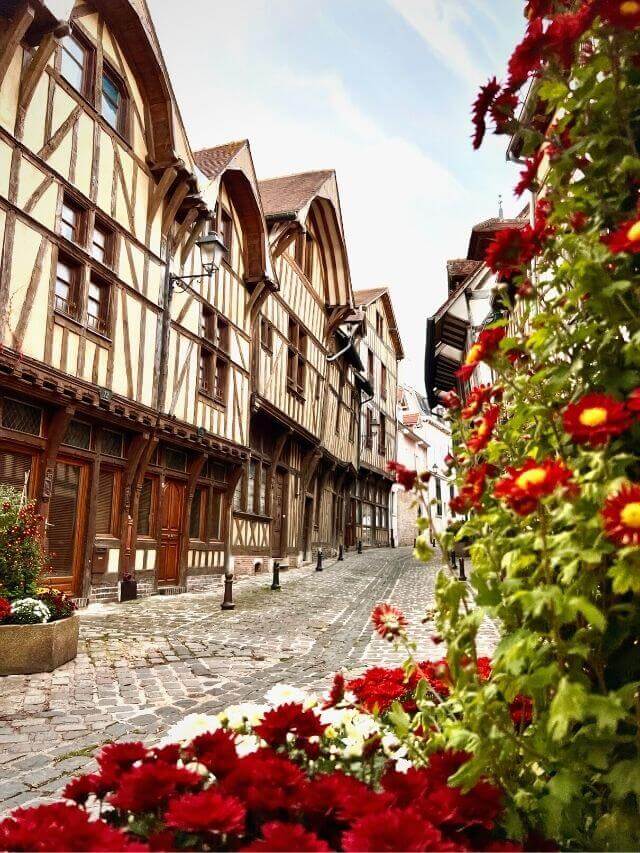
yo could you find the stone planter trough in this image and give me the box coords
[0,614,79,675]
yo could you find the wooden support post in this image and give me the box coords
[180,216,206,266]
[161,180,189,235]
[125,434,159,576]
[36,405,74,528]
[221,465,244,610]
[179,451,206,587]
[18,31,57,112]
[0,3,35,90]
[118,432,151,576]
[147,166,178,224]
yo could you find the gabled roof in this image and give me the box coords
[467,217,525,261]
[259,170,335,219]
[194,142,247,182]
[353,287,404,361]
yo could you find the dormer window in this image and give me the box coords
[60,31,92,97]
[102,67,127,135]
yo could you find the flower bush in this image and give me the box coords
[9,597,51,625]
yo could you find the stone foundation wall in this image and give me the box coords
[232,556,269,576]
[397,490,419,547]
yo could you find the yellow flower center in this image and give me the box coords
[621,1,640,15]
[626,220,640,241]
[465,344,483,366]
[578,407,608,428]
[620,502,640,529]
[515,468,547,490]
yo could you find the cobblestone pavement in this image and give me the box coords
[0,547,498,815]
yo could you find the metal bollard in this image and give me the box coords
[221,572,235,610]
[271,560,281,591]
[338,544,344,561]
[357,539,363,554]
[316,548,323,572]
[458,558,467,582]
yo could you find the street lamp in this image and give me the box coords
[170,231,227,291]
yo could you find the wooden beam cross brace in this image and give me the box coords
[0,3,35,90]
[19,31,57,112]
[147,166,178,224]
[162,180,189,235]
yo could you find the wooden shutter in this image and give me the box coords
[0,451,33,493]
[48,462,80,575]
[210,490,223,540]
[189,486,203,539]
[137,478,153,536]
[95,469,115,535]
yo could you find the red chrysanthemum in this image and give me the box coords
[221,752,305,816]
[301,772,376,840]
[570,210,588,232]
[186,729,238,778]
[109,762,202,813]
[371,603,408,640]
[596,0,640,29]
[602,218,640,253]
[627,387,640,414]
[494,458,574,515]
[451,463,496,514]
[509,695,534,728]
[243,821,330,852]
[164,789,246,835]
[514,151,544,197]
[63,773,112,805]
[0,803,145,852]
[0,597,12,622]
[343,807,448,852]
[421,779,504,833]
[467,405,501,455]
[602,483,640,546]
[323,672,346,709]
[490,88,519,135]
[546,7,595,68]
[255,703,326,750]
[461,385,501,420]
[388,461,417,491]
[476,656,493,681]
[563,393,632,446]
[471,77,501,149]
[347,666,416,713]
[456,328,507,382]
[507,19,548,89]
[485,225,542,276]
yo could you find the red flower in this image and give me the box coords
[221,752,305,816]
[440,390,461,410]
[388,461,417,491]
[471,77,501,149]
[563,393,632,446]
[514,151,544,197]
[343,807,448,852]
[371,603,408,640]
[323,672,345,708]
[109,763,202,813]
[627,387,640,413]
[164,789,245,835]
[301,772,377,839]
[347,666,416,713]
[476,656,493,681]
[452,463,496,514]
[243,821,330,852]
[461,385,501,420]
[546,8,595,68]
[490,88,519,135]
[494,458,574,515]
[570,211,588,232]
[456,328,507,382]
[422,780,504,833]
[596,0,640,29]
[186,729,238,778]
[509,695,534,727]
[0,597,11,622]
[255,703,326,750]
[0,803,145,852]
[507,19,547,89]
[485,225,542,275]
[602,218,640,253]
[63,773,112,805]
[467,405,501,455]
[602,483,640,546]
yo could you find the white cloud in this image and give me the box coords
[387,0,484,88]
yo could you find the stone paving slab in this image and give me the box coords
[0,547,497,816]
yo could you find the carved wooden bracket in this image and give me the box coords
[0,3,35,90]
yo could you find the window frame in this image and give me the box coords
[286,316,307,398]
[189,484,208,541]
[381,363,388,401]
[260,316,273,354]
[54,253,83,322]
[378,414,386,456]
[91,217,115,267]
[198,346,229,406]
[86,272,111,337]
[95,464,122,538]
[136,475,158,539]
[60,195,86,246]
[219,207,233,259]
[58,28,94,99]
[101,62,129,138]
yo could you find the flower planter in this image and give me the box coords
[119,579,138,602]
[0,614,79,675]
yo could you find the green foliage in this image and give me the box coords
[0,486,45,599]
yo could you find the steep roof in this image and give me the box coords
[259,170,335,219]
[353,288,404,361]
[353,287,387,308]
[194,142,247,181]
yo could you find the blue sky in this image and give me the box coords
[151,0,526,390]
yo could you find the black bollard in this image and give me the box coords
[316,548,323,572]
[221,572,235,610]
[357,539,363,554]
[338,544,344,561]
[271,560,281,591]
[458,558,467,582]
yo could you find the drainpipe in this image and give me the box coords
[327,323,358,362]
[156,239,174,413]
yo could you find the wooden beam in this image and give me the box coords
[179,452,207,586]
[19,31,57,112]
[180,216,206,266]
[125,434,159,575]
[265,429,290,515]
[224,465,244,577]
[147,165,177,224]
[171,207,198,255]
[0,3,34,90]
[36,404,74,527]
[161,180,189,234]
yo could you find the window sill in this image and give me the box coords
[232,510,272,522]
[286,386,306,402]
[198,390,227,410]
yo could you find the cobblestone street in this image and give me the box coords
[0,547,498,815]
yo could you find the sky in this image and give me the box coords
[150,0,526,391]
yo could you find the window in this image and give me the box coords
[1,398,42,436]
[166,448,187,472]
[381,364,388,401]
[378,414,386,456]
[101,67,126,134]
[199,349,228,403]
[189,486,207,540]
[92,221,114,266]
[101,429,124,458]
[244,459,269,515]
[349,389,357,442]
[63,419,92,450]
[365,407,373,449]
[86,275,110,335]
[260,316,273,353]
[335,372,345,434]
[201,307,229,351]
[95,468,120,536]
[233,473,244,511]
[60,197,84,244]
[210,490,223,540]
[219,208,233,257]
[287,317,307,396]
[137,477,156,536]
[304,236,314,281]
[367,349,374,383]
[435,477,443,517]
[55,256,81,320]
[376,311,384,337]
[214,357,228,404]
[60,32,91,96]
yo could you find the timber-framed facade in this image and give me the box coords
[0,0,404,604]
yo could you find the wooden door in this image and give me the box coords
[158,478,185,585]
[271,469,285,557]
[46,458,89,596]
[345,498,357,547]
[302,496,313,561]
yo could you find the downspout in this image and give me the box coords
[327,323,358,362]
[155,239,174,413]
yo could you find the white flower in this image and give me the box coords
[235,734,262,757]
[265,683,308,707]
[220,703,267,730]
[345,712,379,740]
[10,598,51,624]
[395,757,413,773]
[159,713,220,746]
[341,735,365,758]
[319,707,358,729]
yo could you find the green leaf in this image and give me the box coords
[548,678,588,740]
